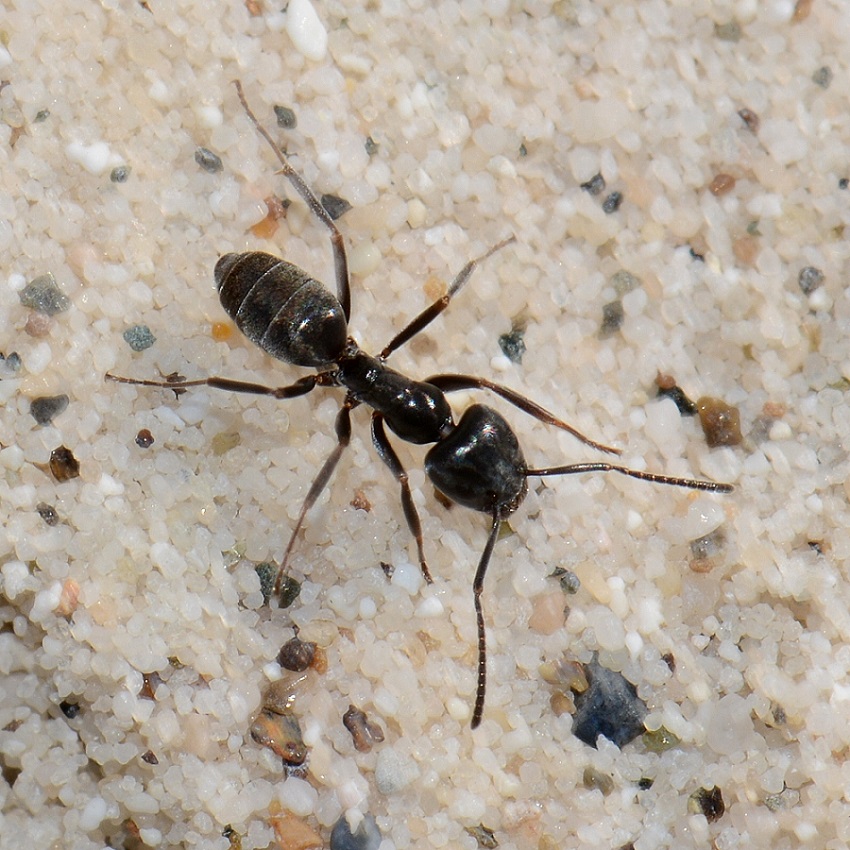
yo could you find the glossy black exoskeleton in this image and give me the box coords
[107,81,732,728]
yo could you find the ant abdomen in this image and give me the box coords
[215,251,348,368]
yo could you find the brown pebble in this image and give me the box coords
[655,372,676,391]
[549,690,576,716]
[141,750,159,765]
[49,445,81,481]
[732,235,759,266]
[688,785,725,822]
[277,635,317,672]
[262,673,310,715]
[244,0,262,17]
[539,657,588,692]
[250,194,290,239]
[25,311,52,337]
[250,708,307,765]
[56,579,80,617]
[697,397,743,447]
[350,489,372,511]
[135,428,155,448]
[138,672,163,700]
[269,810,322,850]
[343,705,385,753]
[708,173,736,196]
[662,652,676,672]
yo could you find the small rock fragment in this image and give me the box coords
[643,726,680,753]
[123,324,156,352]
[464,824,499,849]
[498,327,526,364]
[277,574,302,608]
[56,579,80,616]
[655,373,697,416]
[270,810,323,850]
[30,394,69,425]
[274,105,297,129]
[330,813,382,850]
[255,562,277,604]
[141,750,159,765]
[714,20,742,41]
[49,446,80,482]
[343,705,385,753]
[110,165,131,183]
[580,173,605,195]
[583,766,615,795]
[135,429,155,448]
[798,266,824,295]
[277,635,317,672]
[708,173,736,196]
[250,708,307,766]
[572,658,647,749]
[36,502,59,525]
[195,147,223,173]
[599,300,624,337]
[697,397,743,447]
[602,191,623,214]
[320,193,352,221]
[688,785,725,822]
[20,273,70,315]
[60,701,81,719]
[812,66,833,89]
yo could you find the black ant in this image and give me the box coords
[107,81,733,729]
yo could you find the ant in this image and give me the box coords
[107,80,733,729]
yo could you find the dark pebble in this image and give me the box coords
[602,191,623,214]
[19,273,70,316]
[343,705,385,753]
[689,785,725,822]
[274,104,297,129]
[110,165,131,183]
[330,813,382,850]
[135,429,155,448]
[839,178,849,190]
[550,566,580,594]
[697,397,743,447]
[59,700,80,719]
[580,173,605,195]
[637,777,654,790]
[255,562,277,604]
[498,327,526,364]
[195,147,223,173]
[656,382,698,416]
[49,446,81,482]
[277,574,302,608]
[812,66,833,89]
[36,502,59,526]
[798,266,824,295]
[572,657,647,749]
[321,193,352,221]
[599,300,624,337]
[250,708,307,766]
[30,394,70,425]
[364,136,379,156]
[123,324,156,352]
[610,270,640,296]
[0,352,22,376]
[277,635,317,672]
[643,726,680,752]
[141,750,159,765]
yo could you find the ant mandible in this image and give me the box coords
[107,80,733,729]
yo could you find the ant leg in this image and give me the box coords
[527,462,734,493]
[379,236,516,360]
[274,397,356,597]
[371,412,433,584]
[233,80,351,321]
[426,373,620,456]
[106,372,319,400]
[471,510,502,729]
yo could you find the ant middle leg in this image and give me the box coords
[379,236,516,361]
[371,412,433,584]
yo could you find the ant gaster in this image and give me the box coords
[108,81,733,729]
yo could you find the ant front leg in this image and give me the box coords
[371,412,433,584]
